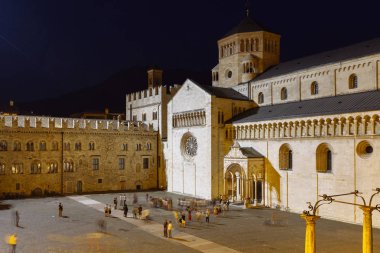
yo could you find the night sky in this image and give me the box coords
[1,0,380,103]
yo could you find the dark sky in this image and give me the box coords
[1,0,380,102]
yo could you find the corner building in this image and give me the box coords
[161,13,380,227]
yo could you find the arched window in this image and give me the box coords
[0,163,5,174]
[11,162,23,174]
[64,160,74,172]
[349,74,358,89]
[258,92,264,104]
[146,143,152,150]
[64,142,70,151]
[0,140,7,151]
[52,141,59,151]
[31,160,41,174]
[279,144,292,170]
[39,141,46,151]
[89,141,95,151]
[311,81,319,95]
[47,161,58,173]
[26,141,34,151]
[281,87,287,100]
[316,143,333,172]
[75,142,81,151]
[13,141,21,151]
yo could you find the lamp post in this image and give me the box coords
[301,195,333,253]
[302,189,380,253]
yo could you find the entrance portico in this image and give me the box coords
[224,141,265,204]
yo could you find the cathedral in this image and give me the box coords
[128,12,380,227]
[1,9,379,228]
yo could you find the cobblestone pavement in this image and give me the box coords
[0,191,379,253]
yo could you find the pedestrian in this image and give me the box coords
[108,205,112,216]
[226,199,230,211]
[163,219,168,237]
[205,208,210,223]
[8,233,17,253]
[138,205,142,218]
[104,205,108,217]
[146,193,149,202]
[123,194,127,206]
[168,221,173,238]
[12,210,20,227]
[113,197,117,210]
[58,203,63,217]
[133,193,138,204]
[181,211,186,222]
[188,209,192,221]
[133,208,137,219]
[123,204,128,217]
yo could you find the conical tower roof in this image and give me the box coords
[222,15,272,39]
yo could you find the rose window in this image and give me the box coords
[185,136,198,157]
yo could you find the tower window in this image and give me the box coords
[226,70,232,79]
[349,74,358,89]
[311,81,319,95]
[281,88,287,100]
[258,92,264,104]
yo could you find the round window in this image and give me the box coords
[356,141,374,159]
[225,69,232,79]
[185,136,198,157]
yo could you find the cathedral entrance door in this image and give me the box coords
[183,162,196,195]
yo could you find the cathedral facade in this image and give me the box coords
[157,14,380,227]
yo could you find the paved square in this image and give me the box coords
[0,191,379,253]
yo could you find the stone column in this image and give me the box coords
[300,214,320,253]
[370,118,376,135]
[236,172,241,201]
[254,180,258,206]
[231,174,234,201]
[360,206,374,253]
[224,176,226,196]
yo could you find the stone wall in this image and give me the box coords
[0,115,158,198]
[230,110,380,227]
[250,54,380,105]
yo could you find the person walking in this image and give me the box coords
[104,205,108,217]
[138,205,142,218]
[188,209,192,221]
[163,219,168,237]
[167,221,173,238]
[113,197,117,210]
[12,210,20,227]
[58,203,63,217]
[205,208,210,223]
[8,233,17,253]
[123,204,128,217]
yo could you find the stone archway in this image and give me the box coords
[224,164,246,202]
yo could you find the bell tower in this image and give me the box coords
[212,6,281,88]
[147,68,163,88]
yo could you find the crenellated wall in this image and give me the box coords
[0,115,158,198]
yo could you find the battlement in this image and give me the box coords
[0,115,154,132]
[127,84,181,103]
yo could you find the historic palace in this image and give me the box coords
[1,11,380,227]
